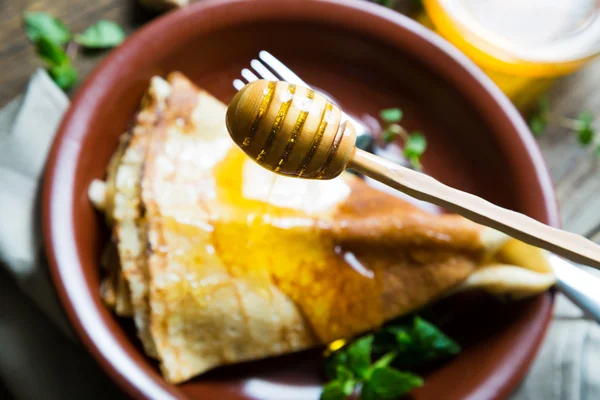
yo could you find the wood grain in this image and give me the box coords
[536,58,600,238]
[0,0,599,241]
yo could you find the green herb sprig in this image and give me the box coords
[321,316,460,400]
[379,107,428,170]
[528,96,600,155]
[24,12,125,90]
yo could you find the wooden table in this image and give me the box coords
[1,0,599,398]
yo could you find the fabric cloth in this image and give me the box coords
[0,69,598,400]
[0,70,122,400]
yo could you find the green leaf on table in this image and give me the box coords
[48,61,78,90]
[34,36,77,90]
[528,95,549,137]
[528,114,546,137]
[577,111,594,127]
[346,335,374,379]
[575,112,595,146]
[577,126,595,146]
[24,12,71,45]
[75,20,125,48]
[380,108,403,123]
[368,367,423,399]
[35,36,68,65]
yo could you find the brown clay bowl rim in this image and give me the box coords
[42,0,560,399]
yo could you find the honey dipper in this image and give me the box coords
[226,80,600,269]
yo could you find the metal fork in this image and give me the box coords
[232,50,370,138]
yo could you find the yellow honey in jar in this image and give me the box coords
[417,0,600,110]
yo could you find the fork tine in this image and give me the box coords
[250,59,279,81]
[241,68,260,82]
[259,51,310,87]
[233,79,246,90]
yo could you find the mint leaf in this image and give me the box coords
[529,114,546,137]
[577,111,594,127]
[347,335,374,378]
[24,12,71,45]
[577,127,594,145]
[342,380,356,396]
[359,382,378,400]
[393,317,460,369]
[403,132,427,169]
[335,365,355,382]
[48,61,78,90]
[75,20,125,48]
[320,381,348,400]
[371,351,397,370]
[403,132,427,159]
[368,367,423,398]
[528,95,549,137]
[323,317,458,400]
[35,36,68,65]
[325,349,349,380]
[34,36,77,89]
[412,317,461,354]
[380,108,403,123]
[575,112,595,146]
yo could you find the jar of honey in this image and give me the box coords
[416,0,600,111]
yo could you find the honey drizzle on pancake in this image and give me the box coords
[210,145,385,342]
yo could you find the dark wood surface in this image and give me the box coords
[1,0,598,234]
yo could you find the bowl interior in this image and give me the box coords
[45,1,556,399]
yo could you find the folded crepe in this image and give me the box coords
[89,72,556,384]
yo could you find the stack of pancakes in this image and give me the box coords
[90,73,555,384]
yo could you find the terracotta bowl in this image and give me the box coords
[42,0,559,399]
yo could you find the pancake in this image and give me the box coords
[92,72,556,384]
[89,77,172,356]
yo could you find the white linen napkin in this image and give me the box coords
[0,70,122,400]
[0,69,598,400]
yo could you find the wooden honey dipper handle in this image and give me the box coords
[226,80,600,269]
[349,149,600,269]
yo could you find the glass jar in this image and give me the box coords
[417,0,600,111]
